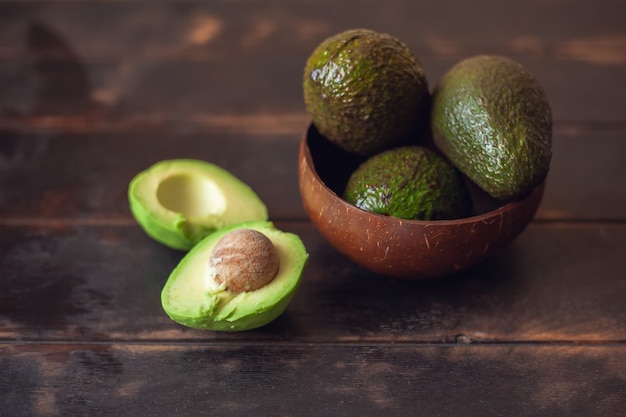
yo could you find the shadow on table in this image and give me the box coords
[0,21,95,167]
[302,239,530,340]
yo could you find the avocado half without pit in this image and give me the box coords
[161,221,308,331]
[128,159,268,250]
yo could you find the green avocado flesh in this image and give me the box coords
[431,55,552,200]
[128,159,268,250]
[303,29,430,157]
[161,221,308,331]
[343,146,472,220]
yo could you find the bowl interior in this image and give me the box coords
[299,123,545,279]
[306,123,509,216]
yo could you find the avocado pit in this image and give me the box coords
[208,228,280,293]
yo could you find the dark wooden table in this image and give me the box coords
[1,1,625,416]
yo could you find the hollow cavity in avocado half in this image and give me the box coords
[128,159,268,251]
[161,221,309,331]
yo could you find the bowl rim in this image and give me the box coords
[300,131,545,227]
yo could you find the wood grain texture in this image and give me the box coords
[0,130,624,222]
[0,1,624,59]
[0,53,623,123]
[0,1,624,123]
[0,1,624,415]
[1,342,625,417]
[1,222,625,343]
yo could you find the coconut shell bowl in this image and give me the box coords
[298,124,545,280]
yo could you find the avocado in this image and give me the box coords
[303,29,430,156]
[128,159,268,250]
[161,221,308,331]
[343,146,472,220]
[431,55,552,200]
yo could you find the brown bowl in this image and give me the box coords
[298,124,545,279]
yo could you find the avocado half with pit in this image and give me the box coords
[161,221,308,331]
[128,159,268,250]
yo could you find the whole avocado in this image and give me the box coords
[431,55,552,200]
[343,146,472,221]
[303,29,430,157]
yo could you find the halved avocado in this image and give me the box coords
[161,221,308,331]
[128,159,268,250]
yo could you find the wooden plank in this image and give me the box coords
[0,0,624,60]
[1,55,624,123]
[0,131,304,221]
[0,130,623,222]
[0,2,624,122]
[1,342,625,416]
[0,3,623,415]
[538,129,626,220]
[1,222,625,343]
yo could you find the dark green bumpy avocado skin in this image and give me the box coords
[431,55,552,201]
[303,29,430,157]
[343,146,472,221]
